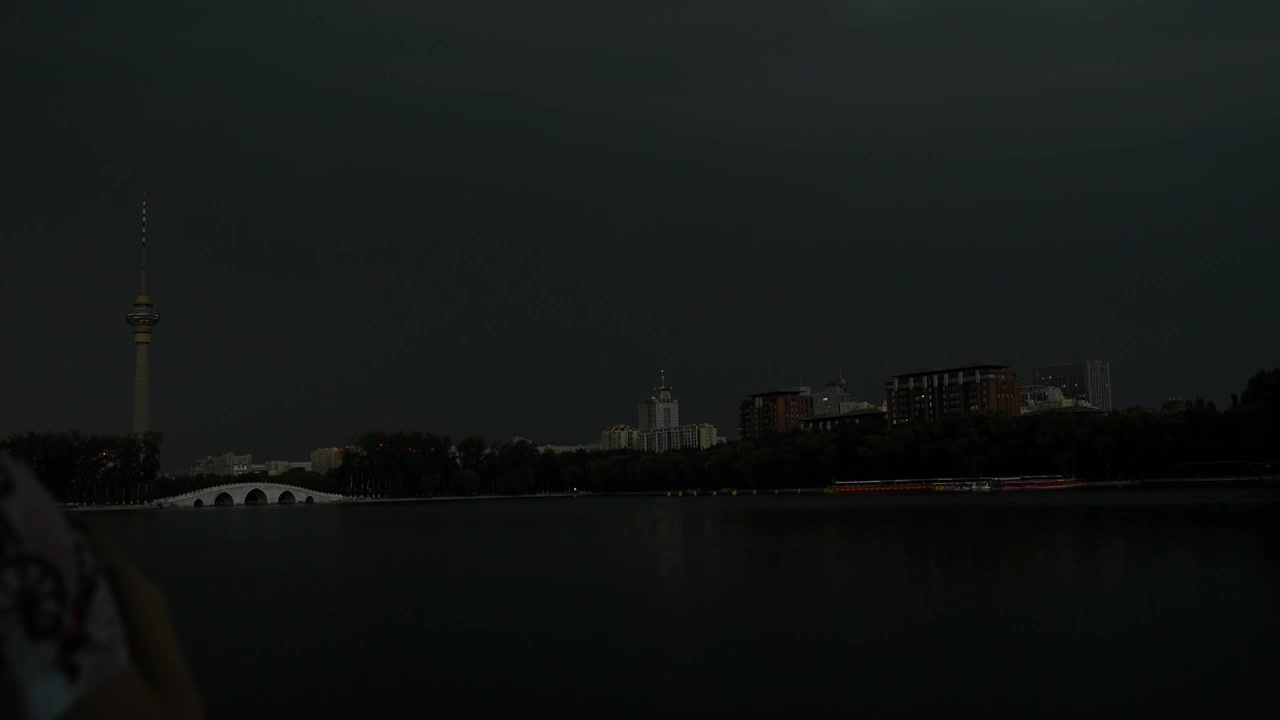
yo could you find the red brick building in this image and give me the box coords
[885,364,1020,426]
[739,388,814,440]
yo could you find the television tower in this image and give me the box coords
[126,196,160,435]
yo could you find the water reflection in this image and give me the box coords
[94,489,1279,720]
[650,503,686,583]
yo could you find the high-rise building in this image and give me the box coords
[697,424,719,449]
[885,364,1020,426]
[638,372,679,431]
[739,388,813,440]
[310,447,345,474]
[1031,361,1113,412]
[125,197,160,435]
[600,424,638,451]
[636,423,719,452]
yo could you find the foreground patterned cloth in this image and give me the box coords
[0,453,130,720]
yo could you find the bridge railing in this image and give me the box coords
[152,481,346,504]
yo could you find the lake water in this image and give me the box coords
[94,489,1280,719]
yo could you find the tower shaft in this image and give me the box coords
[132,341,150,435]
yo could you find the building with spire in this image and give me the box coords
[637,371,679,432]
[125,196,160,435]
[627,372,720,452]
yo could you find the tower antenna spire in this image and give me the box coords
[139,194,147,294]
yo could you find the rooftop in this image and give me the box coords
[889,363,1012,378]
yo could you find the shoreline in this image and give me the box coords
[58,476,1279,511]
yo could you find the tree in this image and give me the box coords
[0,431,162,505]
[457,436,487,474]
[1239,369,1280,419]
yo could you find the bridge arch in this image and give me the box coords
[155,482,344,508]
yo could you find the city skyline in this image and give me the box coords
[180,359,1120,461]
[27,208,1252,464]
[39,210,1279,464]
[3,2,1278,467]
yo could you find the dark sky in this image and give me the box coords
[3,1,1278,468]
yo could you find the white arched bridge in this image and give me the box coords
[154,482,346,508]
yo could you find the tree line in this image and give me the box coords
[0,431,161,505]
[193,367,1280,498]
[4,369,1277,504]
